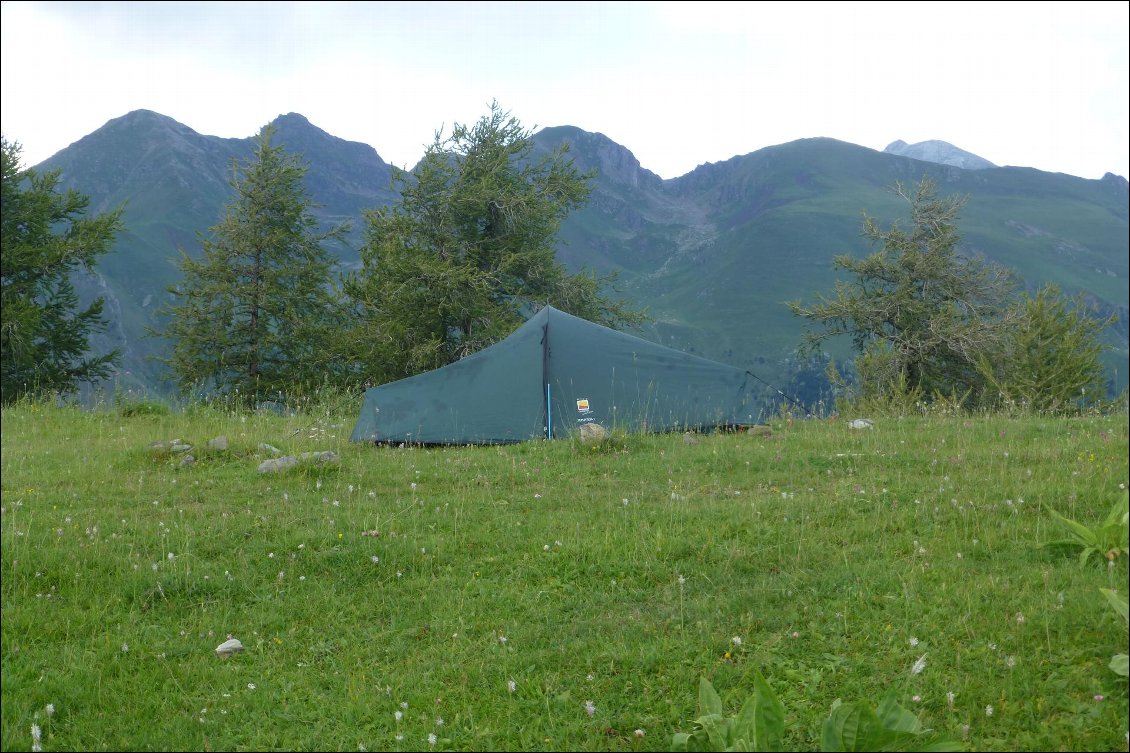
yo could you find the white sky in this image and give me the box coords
[2,1,1127,180]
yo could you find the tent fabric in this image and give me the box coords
[350,306,761,445]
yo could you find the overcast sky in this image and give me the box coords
[2,1,1127,180]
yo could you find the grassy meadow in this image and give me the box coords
[1,399,1127,751]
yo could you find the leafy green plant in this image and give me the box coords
[821,694,962,752]
[671,676,960,752]
[1044,493,1129,567]
[671,674,784,752]
[1099,588,1129,677]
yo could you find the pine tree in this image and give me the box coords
[156,126,349,403]
[1,136,124,403]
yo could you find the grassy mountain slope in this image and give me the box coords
[2,401,1128,750]
[538,131,1129,395]
[31,113,1129,400]
[41,110,396,390]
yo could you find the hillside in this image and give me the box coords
[2,402,1127,750]
[32,111,1130,401]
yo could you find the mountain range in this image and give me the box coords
[29,110,1130,403]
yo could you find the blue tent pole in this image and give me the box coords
[546,383,552,439]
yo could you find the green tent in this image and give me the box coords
[350,306,763,445]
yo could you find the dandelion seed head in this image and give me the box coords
[909,636,919,647]
[584,700,596,717]
[427,732,437,746]
[395,711,403,721]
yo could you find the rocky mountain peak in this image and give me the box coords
[534,126,663,190]
[883,139,996,170]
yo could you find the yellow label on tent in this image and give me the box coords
[576,398,590,413]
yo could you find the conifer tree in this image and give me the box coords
[978,284,1113,412]
[1,136,124,403]
[343,101,644,383]
[157,126,349,402]
[788,177,1019,402]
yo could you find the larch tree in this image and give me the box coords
[342,101,645,384]
[788,177,1020,403]
[156,126,349,403]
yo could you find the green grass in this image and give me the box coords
[2,401,1127,751]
